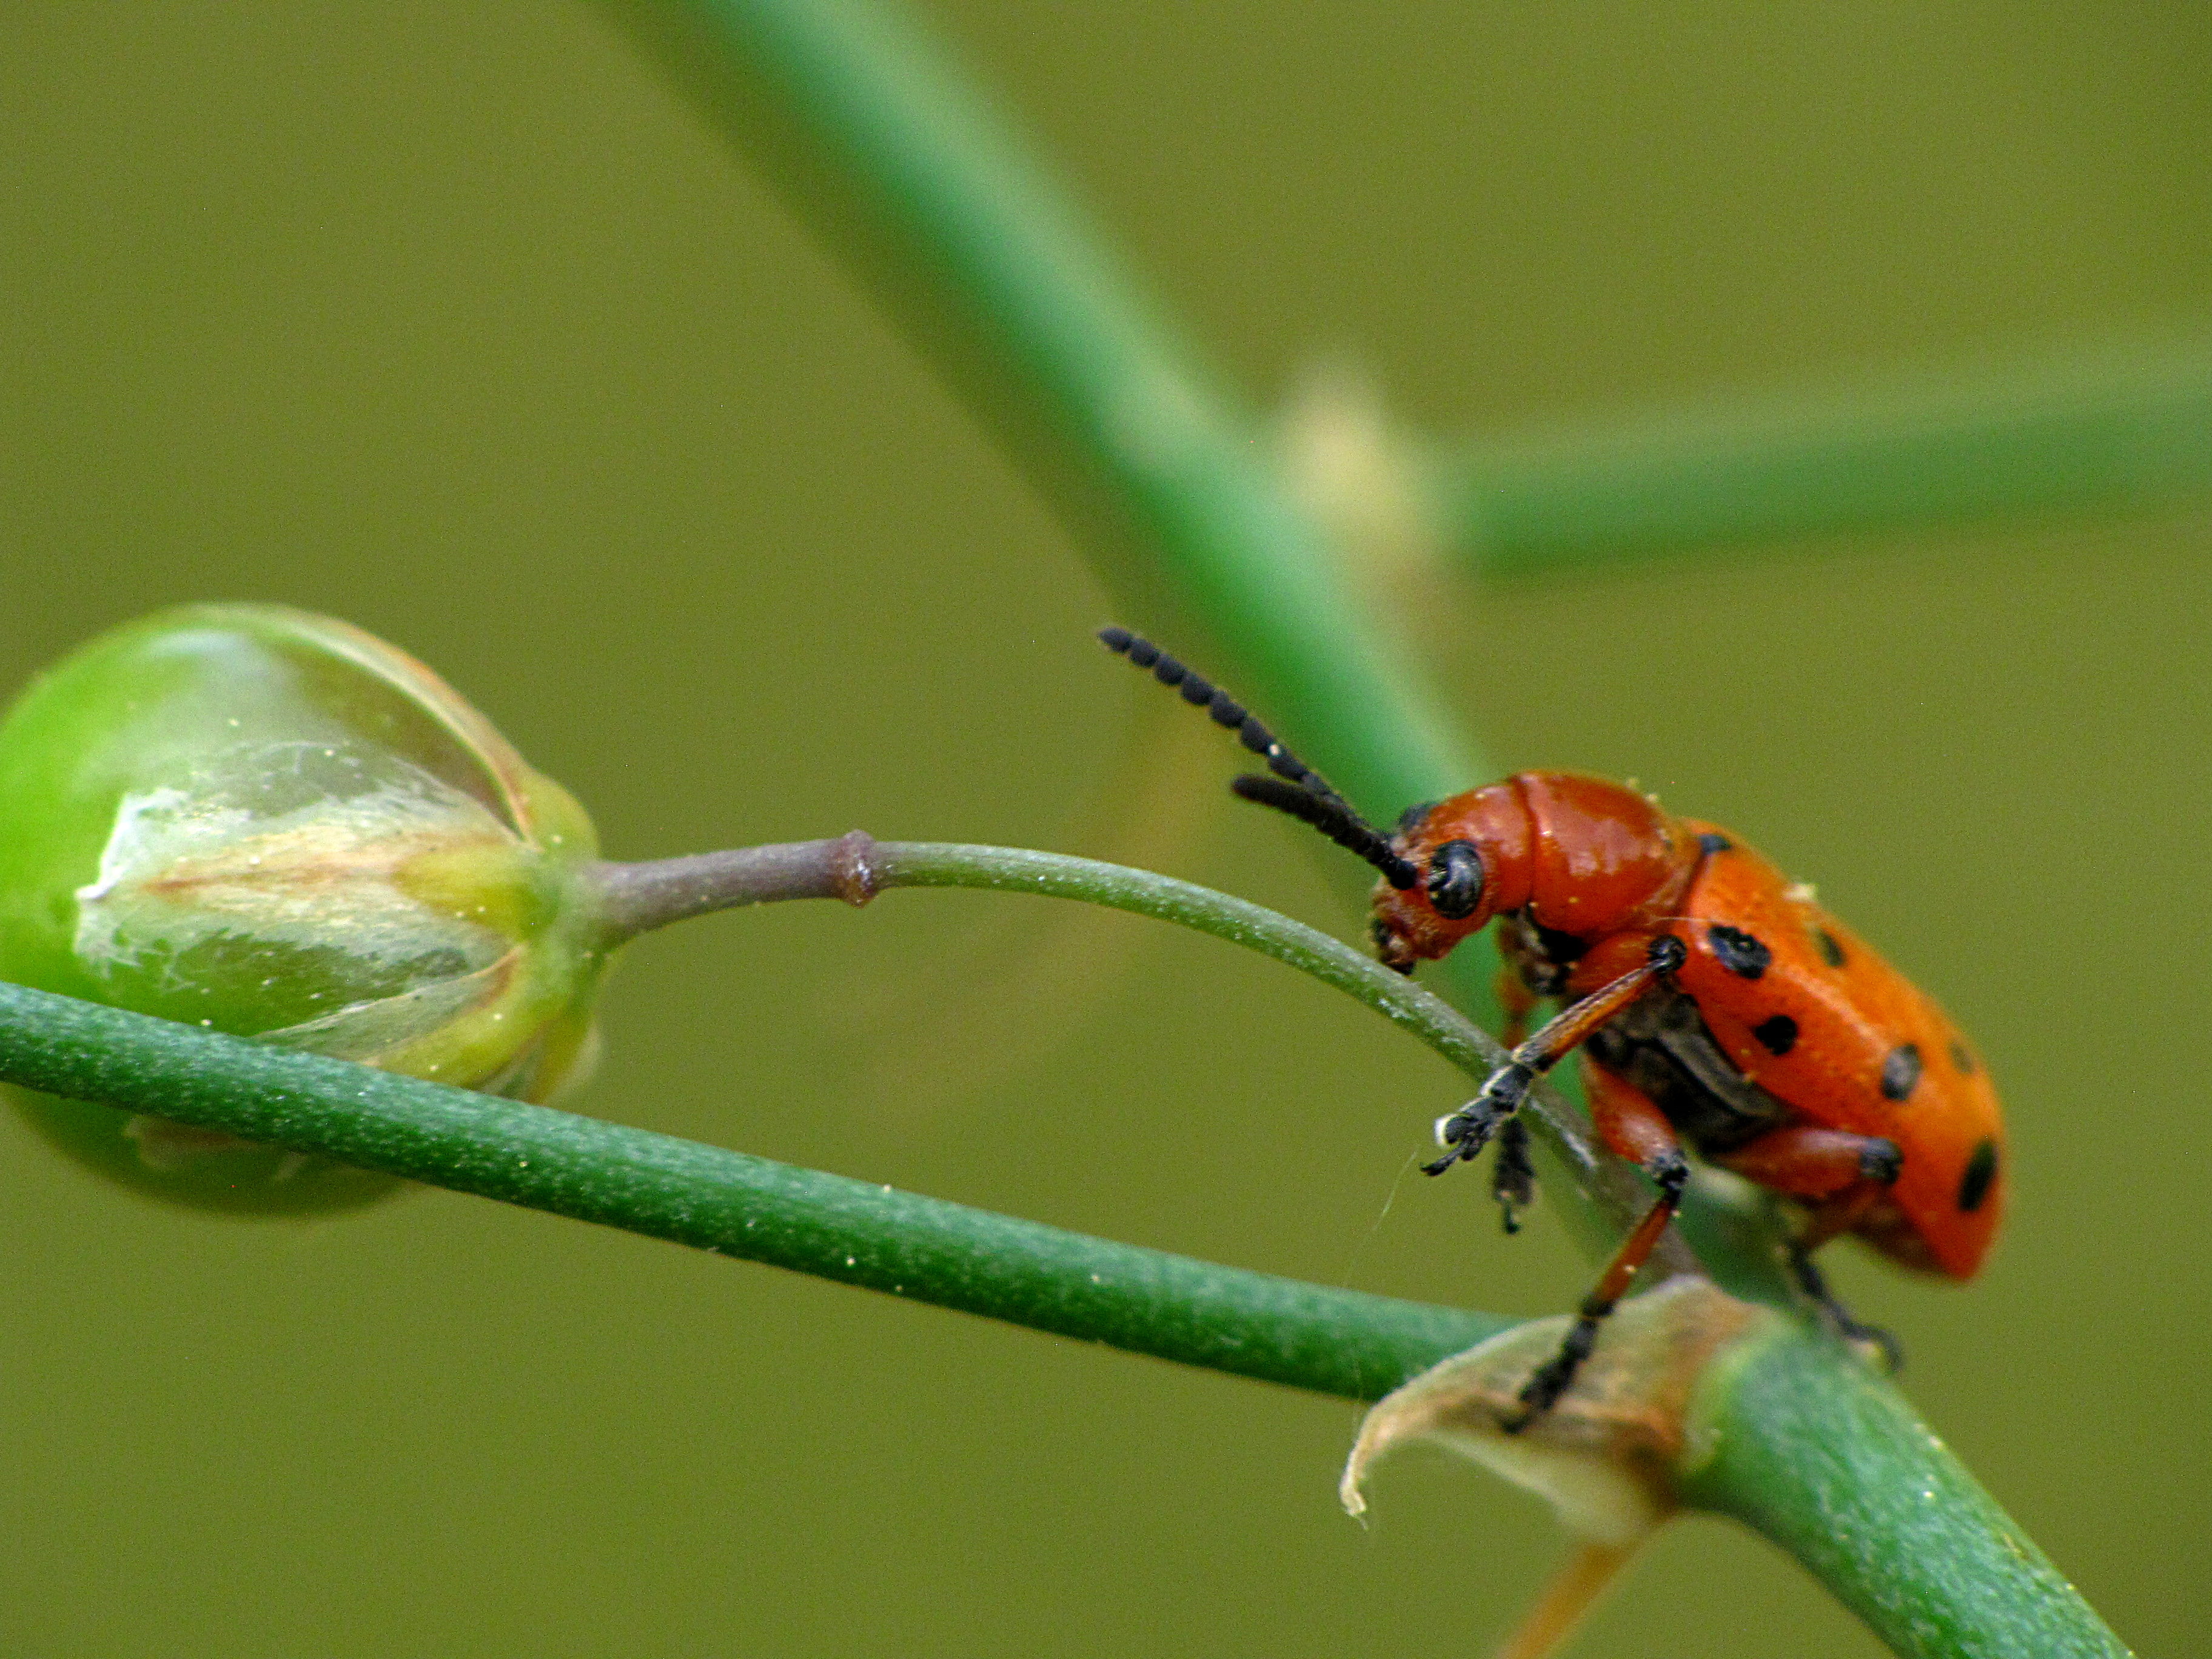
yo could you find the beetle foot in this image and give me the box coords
[1828,1310,1905,1375]
[1422,1099,1506,1176]
[1490,1115,1535,1233]
[1789,1246,1905,1374]
[1422,1061,1536,1177]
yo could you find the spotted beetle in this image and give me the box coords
[1100,627,2004,1424]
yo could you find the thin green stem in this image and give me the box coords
[1444,337,2212,577]
[0,971,2129,1657]
[591,835,1685,1255]
[0,980,1499,1398]
[876,840,1647,1228]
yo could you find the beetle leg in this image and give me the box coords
[1424,934,1686,1178]
[1712,1125,1906,1370]
[1581,1057,1683,1168]
[1508,1156,1689,1430]
[1712,1125,1902,1197]
[1490,1115,1535,1234]
[1504,1064,1691,1429]
[1787,1245,1905,1374]
[1480,969,1545,1232]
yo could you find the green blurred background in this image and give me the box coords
[2,3,2207,1654]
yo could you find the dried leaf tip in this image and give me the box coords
[1341,1276,1772,1545]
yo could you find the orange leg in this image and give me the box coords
[1714,1125,1900,1198]
[1506,1064,1692,1430]
[1426,934,1686,1178]
[1583,1055,1684,1168]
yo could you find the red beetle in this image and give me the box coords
[1101,628,2003,1424]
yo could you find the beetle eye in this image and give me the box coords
[1426,839,1485,920]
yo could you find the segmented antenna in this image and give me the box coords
[1097,626,1418,890]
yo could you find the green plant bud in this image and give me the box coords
[0,604,608,1213]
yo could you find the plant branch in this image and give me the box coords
[0,973,2128,1657]
[0,980,1499,1398]
[1443,337,2212,577]
[592,834,1686,1258]
[1680,1323,2131,1659]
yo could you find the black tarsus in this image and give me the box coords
[1789,1245,1905,1373]
[1511,1314,1601,1424]
[1098,626,1418,890]
[1490,1115,1535,1235]
[1423,1067,1531,1176]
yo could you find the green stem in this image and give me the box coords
[590,836,1684,1254]
[7,831,2127,1655]
[1445,338,2212,577]
[0,973,2128,1657]
[1682,1324,2130,1659]
[0,980,1498,1398]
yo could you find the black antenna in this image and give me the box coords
[1097,626,1418,890]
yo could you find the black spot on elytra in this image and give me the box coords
[1813,927,1846,968]
[1880,1044,1922,1101]
[1959,1139,1999,1212]
[1948,1039,1976,1075]
[1698,832,1732,854]
[1751,1014,1798,1056]
[1708,923,1772,979]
